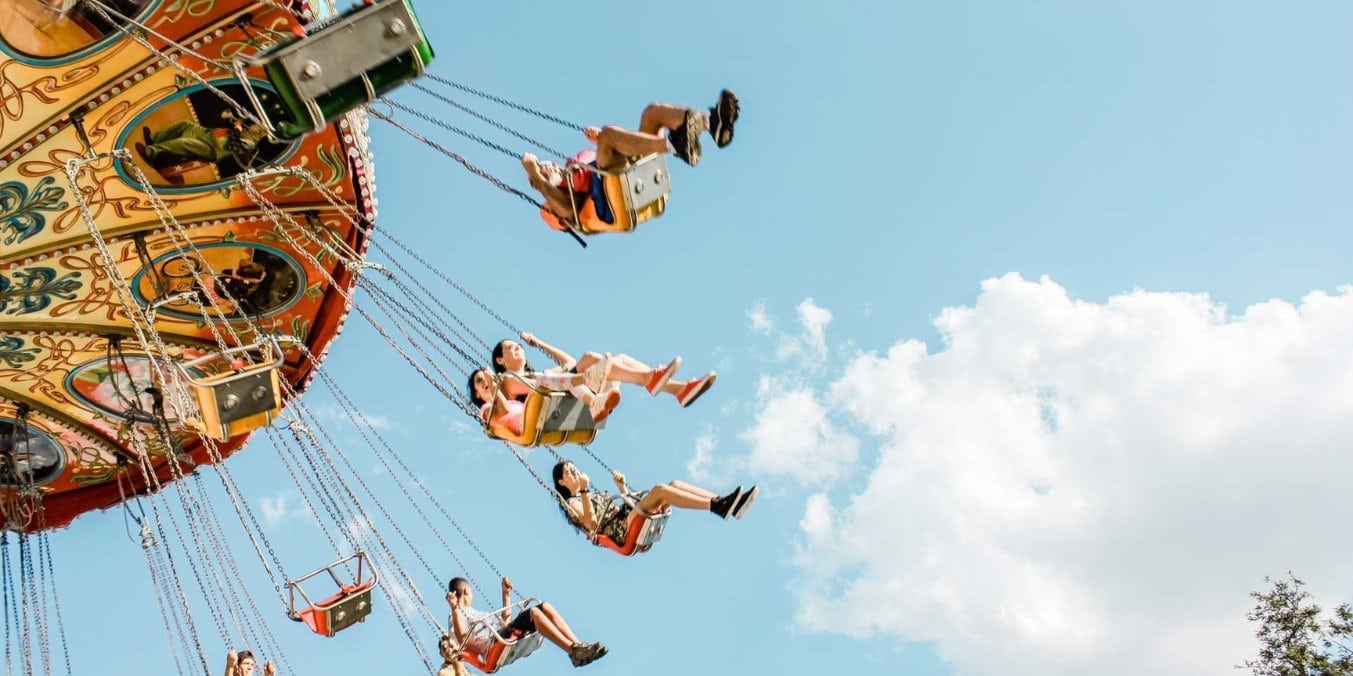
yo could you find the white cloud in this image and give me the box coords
[776,298,835,364]
[259,491,313,527]
[747,302,776,334]
[756,274,1353,676]
[738,376,860,486]
[688,428,718,480]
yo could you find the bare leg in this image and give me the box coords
[576,352,665,388]
[670,480,717,499]
[535,603,581,646]
[595,125,667,170]
[637,102,689,135]
[636,483,712,513]
[528,607,577,652]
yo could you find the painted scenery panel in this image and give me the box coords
[0,0,155,60]
[119,82,295,190]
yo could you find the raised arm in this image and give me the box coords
[450,601,470,645]
[522,154,577,223]
[520,332,575,370]
[499,577,514,625]
[223,651,238,676]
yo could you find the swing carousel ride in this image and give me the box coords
[0,0,698,673]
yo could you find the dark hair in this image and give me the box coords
[551,461,583,532]
[448,577,471,596]
[492,339,532,374]
[467,370,486,408]
[237,651,255,666]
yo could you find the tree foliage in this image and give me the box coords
[1243,575,1353,675]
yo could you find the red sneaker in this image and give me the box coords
[676,372,717,408]
[645,357,682,395]
[589,388,622,423]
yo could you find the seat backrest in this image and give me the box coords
[595,509,671,556]
[488,391,602,447]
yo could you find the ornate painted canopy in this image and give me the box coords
[1,0,373,531]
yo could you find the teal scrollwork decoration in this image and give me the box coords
[0,268,83,315]
[0,177,70,246]
[0,336,39,368]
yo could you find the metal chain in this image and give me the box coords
[409,83,570,159]
[310,368,491,601]
[381,98,523,163]
[359,277,479,375]
[36,536,71,676]
[25,534,50,676]
[141,523,189,676]
[367,108,547,210]
[422,74,587,132]
[1,532,12,676]
[272,166,519,342]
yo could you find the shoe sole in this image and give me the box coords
[712,90,739,148]
[679,109,703,166]
[645,357,681,395]
[679,372,717,407]
[732,485,759,519]
[717,487,743,520]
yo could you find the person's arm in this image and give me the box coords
[263,662,276,676]
[450,601,470,645]
[482,378,512,424]
[499,577,514,625]
[520,332,575,370]
[611,470,629,496]
[224,651,238,676]
[522,155,578,224]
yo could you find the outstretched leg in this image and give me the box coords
[535,603,581,646]
[594,125,668,170]
[529,604,581,651]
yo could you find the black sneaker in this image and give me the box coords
[731,485,759,519]
[710,487,743,520]
[709,89,740,148]
[668,108,704,167]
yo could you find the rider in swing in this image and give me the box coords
[522,90,740,233]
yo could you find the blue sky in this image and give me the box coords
[40,1,1353,675]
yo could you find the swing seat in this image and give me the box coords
[454,598,547,673]
[484,375,604,447]
[460,629,546,673]
[178,341,284,441]
[593,501,671,556]
[567,153,670,234]
[234,0,435,140]
[288,552,377,638]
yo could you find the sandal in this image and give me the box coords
[709,89,740,148]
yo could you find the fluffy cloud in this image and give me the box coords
[761,274,1353,675]
[747,302,776,334]
[259,491,313,527]
[739,376,860,485]
[775,298,835,364]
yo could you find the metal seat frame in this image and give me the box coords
[286,551,378,638]
[452,597,547,673]
[564,153,671,235]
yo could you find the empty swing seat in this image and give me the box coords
[235,0,435,140]
[179,342,284,441]
[566,153,670,234]
[288,552,377,638]
[484,375,604,447]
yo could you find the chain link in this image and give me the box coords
[422,74,587,132]
[409,83,570,160]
